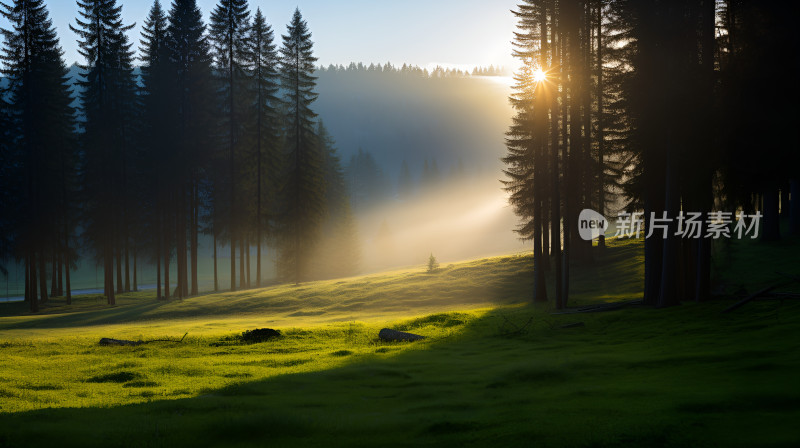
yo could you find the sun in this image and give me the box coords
[533,68,547,82]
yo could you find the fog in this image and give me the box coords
[314,66,527,274]
[1,67,528,299]
[355,177,527,273]
[315,65,515,180]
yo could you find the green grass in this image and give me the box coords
[0,236,799,447]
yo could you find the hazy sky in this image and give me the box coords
[0,0,519,71]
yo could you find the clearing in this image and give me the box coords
[0,237,799,447]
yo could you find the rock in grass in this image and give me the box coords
[99,338,142,346]
[379,328,425,342]
[240,328,281,343]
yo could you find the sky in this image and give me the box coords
[0,0,520,71]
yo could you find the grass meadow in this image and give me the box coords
[0,237,799,447]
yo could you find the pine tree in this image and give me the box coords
[71,0,136,305]
[427,254,439,273]
[504,0,551,304]
[2,0,77,311]
[247,7,280,288]
[0,92,11,280]
[210,0,251,291]
[277,8,324,284]
[618,0,720,307]
[139,0,173,300]
[167,0,214,297]
[313,121,360,279]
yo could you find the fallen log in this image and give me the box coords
[99,338,142,346]
[758,292,800,300]
[560,322,585,329]
[99,332,188,346]
[721,285,777,314]
[378,328,425,342]
[551,299,643,315]
[498,315,533,336]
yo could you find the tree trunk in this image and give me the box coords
[116,243,123,294]
[64,230,71,305]
[28,255,38,312]
[658,151,679,308]
[560,20,571,308]
[51,252,58,297]
[780,182,789,218]
[596,0,606,250]
[191,182,198,295]
[547,0,563,309]
[157,220,162,300]
[533,194,548,303]
[257,86,263,289]
[178,185,188,298]
[239,238,246,289]
[580,3,594,263]
[124,238,130,292]
[246,237,251,288]
[133,246,137,292]
[39,250,49,304]
[213,228,219,292]
[24,258,29,302]
[230,237,236,291]
[104,252,110,301]
[256,234,261,288]
[790,179,800,235]
[106,246,116,305]
[643,198,663,306]
[57,247,63,297]
[229,43,237,293]
[541,219,551,270]
[762,185,780,241]
[164,245,170,300]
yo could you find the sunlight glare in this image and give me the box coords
[533,68,547,83]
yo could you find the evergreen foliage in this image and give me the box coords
[276,8,324,284]
[1,0,78,309]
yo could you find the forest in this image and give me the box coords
[0,0,528,306]
[0,0,799,446]
[502,0,799,309]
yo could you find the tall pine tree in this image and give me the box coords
[277,8,324,284]
[1,0,77,311]
[247,7,280,288]
[72,0,137,305]
[139,0,173,300]
[167,0,214,297]
[209,0,251,291]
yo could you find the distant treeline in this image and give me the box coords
[317,62,508,78]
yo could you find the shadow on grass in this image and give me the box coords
[2,297,800,448]
[1,237,798,447]
[0,239,648,334]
